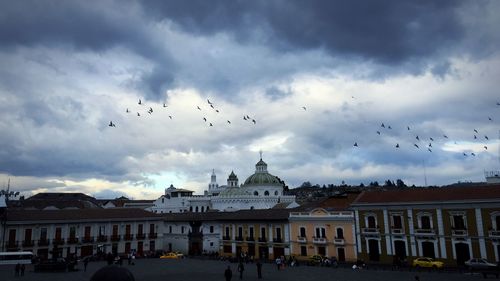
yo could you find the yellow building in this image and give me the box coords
[288,194,359,262]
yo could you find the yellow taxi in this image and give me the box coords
[412,257,444,269]
[160,252,179,259]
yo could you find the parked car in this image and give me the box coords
[160,253,179,259]
[465,258,498,270]
[174,251,184,258]
[412,257,444,269]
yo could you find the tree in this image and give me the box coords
[396,179,406,188]
[300,181,312,188]
[369,181,379,187]
[384,180,394,187]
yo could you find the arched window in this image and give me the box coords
[195,206,199,212]
[189,206,193,212]
[274,191,279,196]
[336,228,344,239]
[367,216,376,228]
[264,191,269,196]
[201,206,204,212]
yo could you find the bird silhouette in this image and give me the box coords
[429,143,432,147]
[215,109,219,113]
[108,121,116,127]
[227,120,231,124]
[488,117,492,121]
[243,116,247,120]
[485,135,489,140]
[138,99,142,105]
[168,115,172,119]
[207,99,212,105]
[396,144,400,148]
[381,123,385,128]
[197,106,201,110]
[210,104,214,109]
[416,136,420,141]
[209,123,213,127]
[497,102,500,106]
[126,108,130,113]
[137,112,140,116]
[414,144,419,148]
[163,103,167,108]
[148,107,153,114]
[203,117,207,122]
[388,125,392,129]
[252,119,256,124]
[407,126,410,131]
[474,135,477,139]
[471,152,476,156]
[463,153,467,156]
[428,148,432,152]
[376,131,381,135]
[443,135,448,139]
[302,106,307,111]
[484,146,488,150]
[474,129,478,133]
[430,137,434,141]
[353,142,358,147]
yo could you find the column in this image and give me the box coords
[436,209,447,259]
[232,224,236,255]
[407,209,417,257]
[383,209,392,255]
[475,208,487,258]
[354,210,362,254]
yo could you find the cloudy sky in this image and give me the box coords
[1,0,499,199]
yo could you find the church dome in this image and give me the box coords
[243,158,283,187]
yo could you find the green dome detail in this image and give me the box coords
[243,172,282,186]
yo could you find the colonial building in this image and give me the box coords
[1,208,162,259]
[288,194,359,262]
[351,185,500,266]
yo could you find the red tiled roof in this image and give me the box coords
[352,184,500,205]
[5,208,161,222]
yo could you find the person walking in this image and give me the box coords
[237,262,245,279]
[84,258,89,272]
[15,263,20,276]
[224,266,232,281]
[20,264,25,276]
[275,257,281,270]
[256,260,262,279]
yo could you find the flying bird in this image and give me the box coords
[207,99,212,105]
[485,135,489,140]
[381,123,385,128]
[148,107,153,114]
[302,106,307,111]
[243,116,247,120]
[488,117,492,121]
[414,144,419,148]
[396,143,400,148]
[252,119,256,124]
[474,129,478,133]
[197,106,201,110]
[430,137,434,141]
[443,135,448,139]
[353,142,358,147]
[209,123,213,127]
[138,99,142,105]
[474,135,477,139]
[215,109,219,113]
[428,148,432,152]
[376,131,381,135]
[126,108,130,113]
[463,153,467,156]
[428,143,432,148]
[407,126,410,131]
[227,120,231,124]
[388,126,392,129]
[484,146,488,150]
[168,115,172,119]
[210,104,214,109]
[108,121,116,127]
[203,117,207,122]
[471,152,476,156]
[137,112,140,116]
[163,103,167,108]
[416,136,420,141]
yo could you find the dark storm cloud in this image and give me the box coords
[0,0,175,100]
[143,0,467,66]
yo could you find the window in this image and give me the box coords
[420,215,431,229]
[367,216,377,228]
[169,226,172,233]
[138,224,143,235]
[261,227,266,239]
[254,191,258,196]
[150,224,155,234]
[300,246,307,256]
[195,206,199,212]
[190,206,193,212]
[276,227,282,239]
[336,228,344,239]
[274,191,278,196]
[201,206,204,212]
[225,227,230,238]
[238,227,243,238]
[162,198,164,203]
[264,191,269,196]
[181,226,185,234]
[210,226,214,233]
[210,242,213,247]
[315,227,326,238]
[40,228,47,240]
[249,227,254,238]
[453,215,466,230]
[392,215,403,229]
[69,227,76,239]
[299,227,306,237]
[99,226,106,236]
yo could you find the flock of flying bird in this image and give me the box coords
[109,98,257,128]
[109,97,498,158]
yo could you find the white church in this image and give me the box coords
[149,156,298,213]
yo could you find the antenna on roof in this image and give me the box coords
[259,150,263,160]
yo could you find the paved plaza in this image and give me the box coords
[0,258,490,281]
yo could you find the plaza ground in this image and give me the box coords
[0,258,492,281]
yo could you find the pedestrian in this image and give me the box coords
[20,264,25,276]
[237,262,245,279]
[15,263,20,276]
[84,258,89,272]
[256,260,262,279]
[275,257,281,270]
[224,266,232,281]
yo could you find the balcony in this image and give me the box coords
[246,236,255,242]
[82,236,94,243]
[148,233,157,239]
[67,237,79,244]
[97,235,108,242]
[362,227,380,234]
[297,236,307,243]
[258,237,267,243]
[235,236,244,241]
[273,237,283,243]
[124,234,133,241]
[312,237,327,244]
[488,229,500,238]
[110,235,121,242]
[223,236,231,241]
[22,240,34,247]
[6,241,18,250]
[451,229,467,237]
[136,233,146,240]
[391,228,405,234]
[53,238,65,245]
[38,239,50,246]
[333,238,345,245]
[414,228,436,235]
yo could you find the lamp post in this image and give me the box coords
[0,179,20,251]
